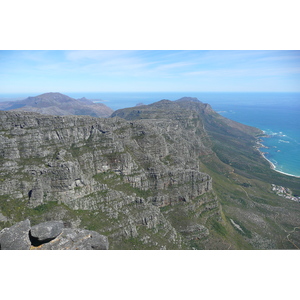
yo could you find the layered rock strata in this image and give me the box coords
[0,111,213,208]
[0,108,217,249]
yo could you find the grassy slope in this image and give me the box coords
[198,107,300,249]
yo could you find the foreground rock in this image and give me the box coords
[30,221,64,244]
[34,228,109,250]
[0,220,109,250]
[0,219,31,250]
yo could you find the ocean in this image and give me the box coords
[208,93,300,178]
[1,92,299,177]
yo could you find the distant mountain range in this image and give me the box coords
[0,92,113,117]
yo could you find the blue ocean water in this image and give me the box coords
[1,92,299,177]
[210,95,300,178]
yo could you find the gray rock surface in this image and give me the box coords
[0,220,109,250]
[0,219,31,250]
[0,109,212,209]
[35,228,109,250]
[30,220,64,243]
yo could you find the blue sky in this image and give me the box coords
[1,50,300,94]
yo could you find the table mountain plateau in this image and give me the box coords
[1,96,300,249]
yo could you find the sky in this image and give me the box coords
[1,50,300,94]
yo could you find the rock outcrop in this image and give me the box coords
[0,219,109,250]
[0,219,31,250]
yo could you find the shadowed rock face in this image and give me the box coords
[0,219,109,250]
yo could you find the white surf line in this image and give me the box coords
[257,146,300,178]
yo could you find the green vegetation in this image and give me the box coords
[211,219,227,236]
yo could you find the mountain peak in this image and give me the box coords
[29,92,74,102]
[0,92,114,118]
[39,92,66,97]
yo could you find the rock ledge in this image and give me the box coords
[0,219,109,250]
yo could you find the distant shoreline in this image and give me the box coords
[256,139,300,179]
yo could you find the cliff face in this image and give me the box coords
[0,108,219,249]
[0,110,212,206]
[111,98,300,250]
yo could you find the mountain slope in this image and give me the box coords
[0,109,219,249]
[1,97,300,249]
[0,92,113,118]
[112,97,300,249]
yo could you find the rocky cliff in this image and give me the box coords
[0,105,219,249]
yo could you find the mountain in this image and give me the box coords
[0,97,300,249]
[0,92,113,118]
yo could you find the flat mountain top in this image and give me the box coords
[0,92,114,118]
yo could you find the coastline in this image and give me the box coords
[256,139,300,179]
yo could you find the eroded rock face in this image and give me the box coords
[0,106,219,249]
[0,111,213,209]
[0,220,109,250]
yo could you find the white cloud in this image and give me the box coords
[65,50,131,61]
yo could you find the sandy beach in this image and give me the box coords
[256,140,300,178]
